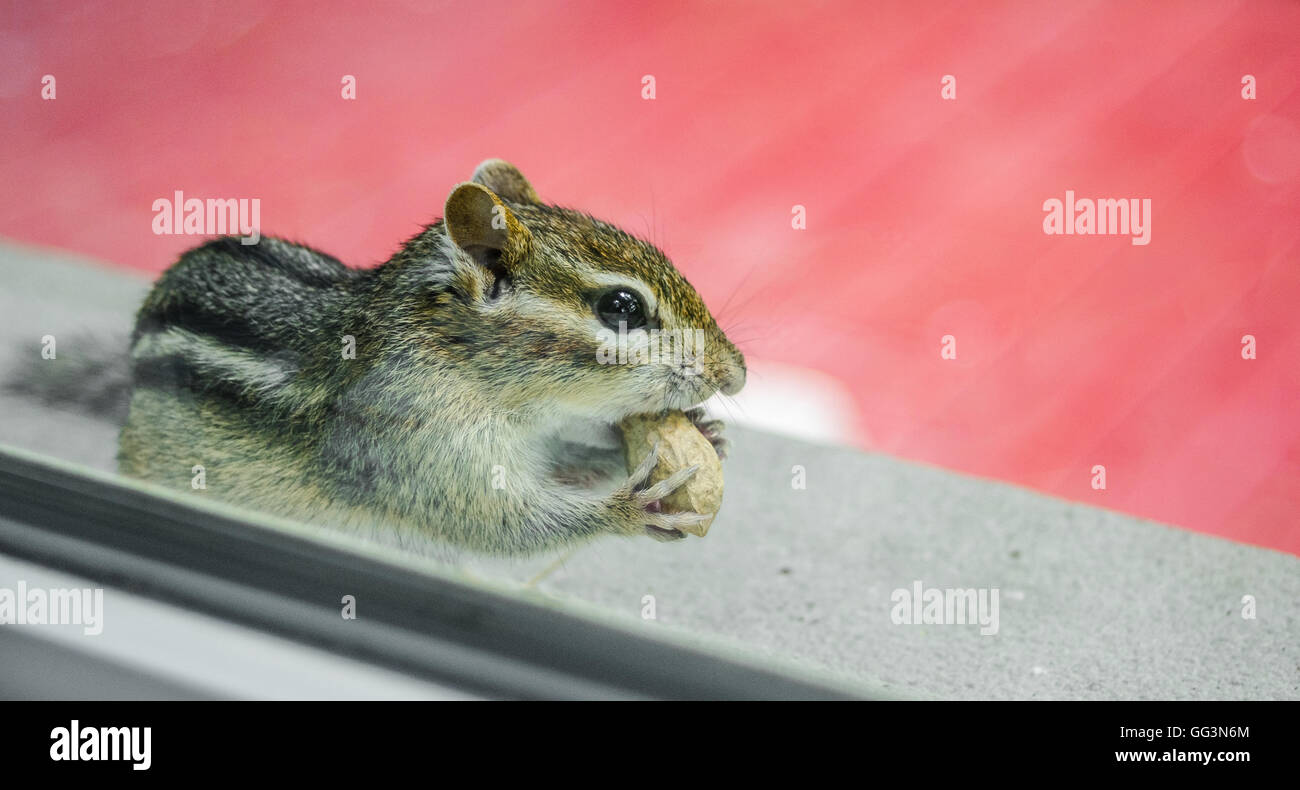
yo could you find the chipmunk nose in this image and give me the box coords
[718,351,746,395]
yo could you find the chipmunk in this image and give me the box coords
[117,160,746,556]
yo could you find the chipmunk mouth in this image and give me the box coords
[664,369,717,411]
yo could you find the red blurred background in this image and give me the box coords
[2,1,1297,554]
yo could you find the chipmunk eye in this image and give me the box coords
[595,288,647,330]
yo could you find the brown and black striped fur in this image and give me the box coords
[119,160,745,556]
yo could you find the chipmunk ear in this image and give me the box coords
[471,159,541,205]
[444,182,533,276]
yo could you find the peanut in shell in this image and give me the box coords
[619,410,724,536]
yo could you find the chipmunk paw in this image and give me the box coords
[617,441,702,540]
[683,407,730,460]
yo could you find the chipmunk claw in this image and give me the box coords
[644,509,711,541]
[684,407,730,460]
[625,439,661,490]
[638,463,699,502]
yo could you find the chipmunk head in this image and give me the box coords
[394,159,746,422]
